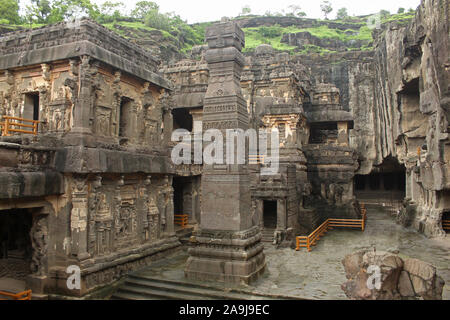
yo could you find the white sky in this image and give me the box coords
[20,0,423,24]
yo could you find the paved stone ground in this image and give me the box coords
[0,278,26,293]
[130,208,450,300]
[0,258,30,281]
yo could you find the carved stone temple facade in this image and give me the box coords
[0,0,449,299]
[0,19,179,298]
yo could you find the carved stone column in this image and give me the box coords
[72,56,93,134]
[277,198,287,230]
[185,20,265,284]
[70,174,90,261]
[161,90,174,146]
[165,176,175,236]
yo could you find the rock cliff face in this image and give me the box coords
[369,0,449,236]
[281,32,370,52]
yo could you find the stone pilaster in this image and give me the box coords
[185,20,265,284]
[71,56,93,134]
[70,174,90,261]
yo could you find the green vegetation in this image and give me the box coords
[0,1,418,57]
[0,0,21,24]
[381,12,415,23]
[240,23,374,54]
[336,8,349,20]
[242,26,297,53]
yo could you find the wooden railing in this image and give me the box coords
[296,204,367,252]
[174,214,188,228]
[443,219,450,231]
[0,290,32,300]
[0,116,40,136]
[249,155,265,165]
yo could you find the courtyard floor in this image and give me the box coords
[136,207,450,300]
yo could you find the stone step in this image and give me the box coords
[111,274,298,300]
[111,290,160,300]
[121,278,250,300]
[113,283,216,300]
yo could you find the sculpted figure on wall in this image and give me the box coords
[30,216,48,276]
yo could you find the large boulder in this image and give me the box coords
[403,258,445,300]
[341,249,445,300]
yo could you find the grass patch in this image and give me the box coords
[242,26,297,53]
[103,21,178,42]
[241,24,373,54]
[382,12,415,23]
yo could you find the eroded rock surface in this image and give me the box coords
[342,249,445,300]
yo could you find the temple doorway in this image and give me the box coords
[172,176,200,225]
[263,200,277,229]
[0,209,33,282]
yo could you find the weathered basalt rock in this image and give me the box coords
[342,249,445,300]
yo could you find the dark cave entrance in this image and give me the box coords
[354,157,406,204]
[173,176,200,225]
[309,122,338,144]
[0,209,33,281]
[173,108,193,132]
[442,212,450,233]
[263,200,277,229]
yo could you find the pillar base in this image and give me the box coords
[184,226,266,285]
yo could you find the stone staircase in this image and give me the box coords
[111,274,295,300]
[261,228,275,244]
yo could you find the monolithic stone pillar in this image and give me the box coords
[72,56,93,134]
[257,200,264,228]
[277,198,287,230]
[161,175,175,236]
[70,175,90,261]
[185,20,265,284]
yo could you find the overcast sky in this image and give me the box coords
[19,0,422,24]
[105,0,422,23]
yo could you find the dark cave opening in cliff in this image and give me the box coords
[442,212,450,233]
[309,122,338,144]
[263,201,277,229]
[354,157,406,203]
[0,209,32,281]
[172,108,193,132]
[173,176,197,225]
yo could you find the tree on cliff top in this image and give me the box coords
[0,0,21,24]
[288,5,307,17]
[320,1,333,20]
[336,7,348,20]
[25,0,99,24]
[131,1,159,20]
[240,5,251,16]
